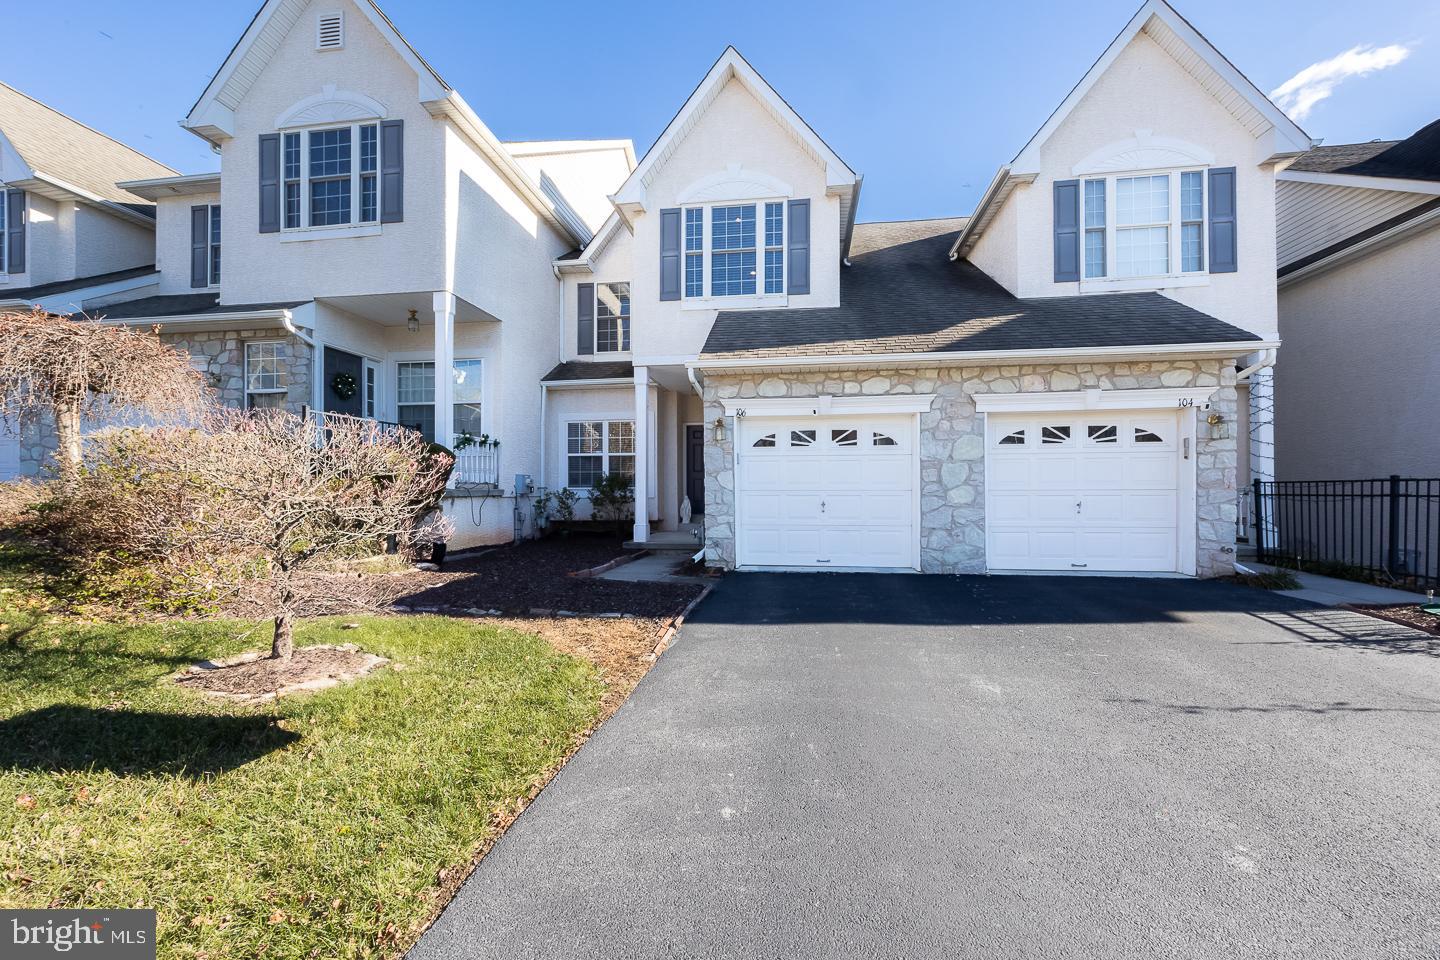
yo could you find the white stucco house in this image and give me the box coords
[1273,119,1440,481]
[14,0,1313,574]
[0,81,179,479]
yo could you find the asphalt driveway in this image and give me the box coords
[411,574,1440,960]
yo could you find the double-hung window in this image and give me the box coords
[283,123,381,230]
[244,341,288,410]
[680,201,786,301]
[0,191,7,273]
[209,204,222,284]
[396,359,483,444]
[1081,170,1208,281]
[566,420,635,488]
[594,282,630,353]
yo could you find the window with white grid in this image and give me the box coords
[244,341,288,411]
[567,420,635,488]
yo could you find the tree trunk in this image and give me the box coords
[271,610,294,661]
[53,397,83,480]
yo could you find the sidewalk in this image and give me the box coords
[1244,563,1432,607]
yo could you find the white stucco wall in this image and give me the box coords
[216,0,447,305]
[629,78,842,361]
[0,195,155,292]
[73,204,156,277]
[970,32,1281,340]
[542,384,635,519]
[509,143,633,233]
[155,192,221,294]
[1276,227,1440,479]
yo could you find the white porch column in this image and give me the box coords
[433,291,456,448]
[632,365,650,543]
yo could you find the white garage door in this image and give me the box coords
[986,411,1182,572]
[0,434,21,482]
[737,414,916,569]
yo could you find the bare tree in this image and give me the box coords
[0,308,205,479]
[74,408,453,660]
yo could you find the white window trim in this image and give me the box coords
[393,356,486,444]
[206,204,222,288]
[564,418,636,491]
[244,340,289,409]
[0,188,24,281]
[1078,166,1210,290]
[592,282,631,355]
[279,121,381,235]
[680,196,789,310]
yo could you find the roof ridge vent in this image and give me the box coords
[316,11,344,50]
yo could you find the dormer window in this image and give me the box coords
[680,200,785,301]
[1070,167,1223,282]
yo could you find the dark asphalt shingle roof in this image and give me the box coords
[1287,120,1440,182]
[0,265,157,303]
[701,219,1261,361]
[542,360,634,383]
[92,295,310,321]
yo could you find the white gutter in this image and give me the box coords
[687,365,704,398]
[109,308,297,326]
[541,378,634,389]
[689,339,1281,373]
[949,165,1012,260]
[25,172,160,229]
[1235,348,1277,382]
[280,309,314,347]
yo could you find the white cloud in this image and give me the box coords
[1271,44,1412,121]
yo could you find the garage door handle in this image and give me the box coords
[1076,501,1082,514]
[820,500,826,513]
[1071,562,1088,568]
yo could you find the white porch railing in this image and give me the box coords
[452,442,500,487]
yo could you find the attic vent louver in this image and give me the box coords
[316,12,344,49]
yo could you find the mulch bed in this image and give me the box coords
[1346,603,1440,637]
[175,644,388,701]
[389,534,703,618]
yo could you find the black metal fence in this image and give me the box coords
[1253,477,1440,589]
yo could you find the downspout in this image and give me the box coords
[539,383,548,491]
[687,365,703,398]
[1235,347,1276,382]
[280,309,321,416]
[280,309,314,347]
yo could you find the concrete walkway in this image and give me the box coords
[597,552,707,585]
[1245,563,1432,607]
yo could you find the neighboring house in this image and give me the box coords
[14,0,1312,576]
[0,81,177,479]
[1274,120,1440,480]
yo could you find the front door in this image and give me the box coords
[322,347,364,418]
[686,425,706,515]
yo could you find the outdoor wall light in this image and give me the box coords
[713,417,727,443]
[406,309,420,333]
[1206,411,1228,440]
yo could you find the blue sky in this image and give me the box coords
[8,0,1437,222]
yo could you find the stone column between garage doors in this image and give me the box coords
[700,360,1239,577]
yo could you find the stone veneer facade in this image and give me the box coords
[701,359,1240,577]
[18,327,312,477]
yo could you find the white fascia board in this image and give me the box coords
[1008,0,1310,176]
[506,139,638,170]
[117,172,223,200]
[612,46,858,211]
[24,172,158,228]
[692,339,1279,373]
[720,394,938,417]
[1276,169,1440,196]
[427,92,589,248]
[973,385,1219,413]
[949,165,1014,259]
[106,308,294,327]
[563,210,625,266]
[542,378,634,389]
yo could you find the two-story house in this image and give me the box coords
[0,81,178,479]
[23,0,1307,575]
[599,0,1307,576]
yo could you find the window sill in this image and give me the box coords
[1079,274,1210,293]
[279,223,382,243]
[681,293,788,312]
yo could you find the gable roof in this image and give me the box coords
[609,46,862,258]
[1284,119,1440,186]
[0,81,175,220]
[182,0,588,247]
[950,0,1312,259]
[700,219,1264,365]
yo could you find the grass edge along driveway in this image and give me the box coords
[0,609,607,960]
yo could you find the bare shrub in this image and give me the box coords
[67,408,453,659]
[0,308,205,478]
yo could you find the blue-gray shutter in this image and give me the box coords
[1053,179,1080,282]
[787,198,810,295]
[258,134,280,234]
[577,282,595,356]
[380,120,404,223]
[190,205,209,288]
[5,190,24,273]
[1208,166,1237,274]
[659,208,681,301]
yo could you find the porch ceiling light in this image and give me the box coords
[406,309,419,333]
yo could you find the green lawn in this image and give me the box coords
[0,550,604,958]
